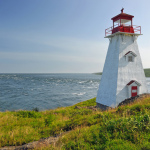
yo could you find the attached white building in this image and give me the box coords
[96,9,148,109]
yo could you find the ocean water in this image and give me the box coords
[0,74,101,111]
[0,73,150,112]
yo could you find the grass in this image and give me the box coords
[144,68,150,77]
[0,96,150,149]
[95,68,150,77]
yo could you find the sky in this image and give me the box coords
[0,0,150,73]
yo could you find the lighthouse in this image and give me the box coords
[96,9,148,110]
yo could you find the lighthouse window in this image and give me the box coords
[128,56,133,62]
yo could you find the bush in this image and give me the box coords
[141,141,150,150]
[16,111,42,118]
[106,139,138,150]
[32,107,39,112]
[44,114,55,127]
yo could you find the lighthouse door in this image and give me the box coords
[131,86,137,97]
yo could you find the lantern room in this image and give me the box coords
[112,8,134,34]
[105,8,141,36]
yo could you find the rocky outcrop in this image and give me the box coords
[97,93,150,110]
[96,102,110,110]
[118,93,150,107]
[0,135,59,150]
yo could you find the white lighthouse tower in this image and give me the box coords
[96,9,148,109]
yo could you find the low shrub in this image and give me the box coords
[15,111,42,118]
[44,114,55,127]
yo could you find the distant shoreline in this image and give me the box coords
[94,68,150,77]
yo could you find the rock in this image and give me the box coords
[0,136,59,150]
[118,93,150,107]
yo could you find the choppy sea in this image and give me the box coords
[0,73,150,112]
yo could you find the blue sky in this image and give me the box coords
[0,0,150,73]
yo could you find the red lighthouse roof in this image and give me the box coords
[111,9,134,22]
[105,8,141,37]
[127,80,141,86]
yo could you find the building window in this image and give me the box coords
[128,56,133,62]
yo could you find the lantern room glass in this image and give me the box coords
[113,19,132,28]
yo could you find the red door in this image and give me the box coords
[131,86,137,97]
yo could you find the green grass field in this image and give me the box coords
[0,95,150,149]
[95,68,150,77]
[144,68,150,77]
